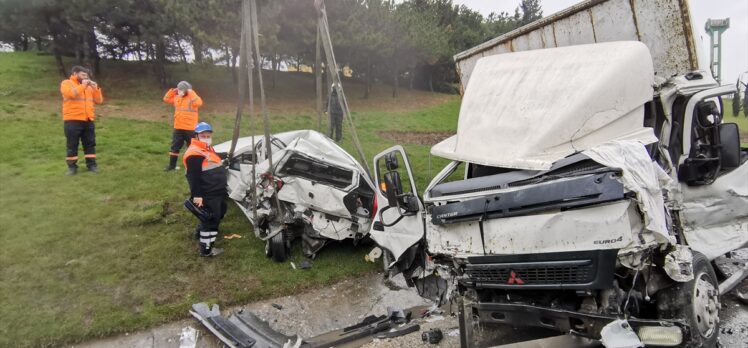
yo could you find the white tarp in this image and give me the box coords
[432,41,657,170]
[583,140,673,244]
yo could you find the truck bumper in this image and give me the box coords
[469,301,688,341]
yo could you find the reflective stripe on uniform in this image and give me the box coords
[199,231,218,244]
[203,163,222,171]
[84,154,96,158]
[63,97,95,102]
[66,156,79,160]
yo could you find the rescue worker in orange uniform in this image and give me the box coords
[163,81,203,171]
[184,122,227,257]
[60,66,104,175]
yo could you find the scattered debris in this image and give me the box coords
[600,319,643,348]
[272,303,283,310]
[178,326,198,348]
[224,234,243,240]
[290,262,297,270]
[421,328,444,344]
[299,258,313,269]
[447,328,460,337]
[374,324,420,339]
[190,303,301,348]
[365,247,382,263]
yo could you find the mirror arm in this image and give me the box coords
[378,206,406,227]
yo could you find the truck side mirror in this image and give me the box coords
[719,123,741,170]
[383,171,403,208]
[385,152,399,170]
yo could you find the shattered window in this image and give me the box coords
[278,152,354,189]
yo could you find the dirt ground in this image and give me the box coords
[377,131,453,146]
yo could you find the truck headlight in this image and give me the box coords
[637,326,683,346]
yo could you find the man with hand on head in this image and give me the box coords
[60,65,103,175]
[163,81,203,171]
[184,122,227,257]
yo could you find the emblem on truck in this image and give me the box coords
[594,236,624,245]
[507,271,525,285]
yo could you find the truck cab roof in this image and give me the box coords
[431,41,658,171]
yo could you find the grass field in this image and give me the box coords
[0,52,459,347]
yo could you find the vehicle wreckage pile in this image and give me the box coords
[195,0,748,347]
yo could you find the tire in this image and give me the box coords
[657,251,720,348]
[732,92,741,117]
[269,232,288,263]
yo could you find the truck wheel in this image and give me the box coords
[269,232,288,263]
[733,92,741,116]
[658,252,720,347]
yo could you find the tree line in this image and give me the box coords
[0,0,542,97]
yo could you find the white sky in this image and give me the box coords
[452,0,748,84]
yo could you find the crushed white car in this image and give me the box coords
[214,130,377,262]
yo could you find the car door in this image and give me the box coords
[369,146,425,272]
[677,86,748,259]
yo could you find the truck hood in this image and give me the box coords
[432,41,657,170]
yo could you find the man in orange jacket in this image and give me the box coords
[61,66,104,175]
[163,81,203,171]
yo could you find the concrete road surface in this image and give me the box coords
[74,250,748,348]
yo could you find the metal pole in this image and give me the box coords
[315,0,372,178]
[249,0,274,172]
[243,0,258,221]
[227,4,248,160]
[316,24,323,132]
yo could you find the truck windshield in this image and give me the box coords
[278,152,354,189]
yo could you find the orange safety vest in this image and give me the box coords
[60,75,104,121]
[184,139,227,195]
[163,89,203,131]
[183,139,222,170]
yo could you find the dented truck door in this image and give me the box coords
[369,146,425,271]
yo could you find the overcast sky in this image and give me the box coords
[452,0,748,84]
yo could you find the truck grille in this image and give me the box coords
[466,262,594,285]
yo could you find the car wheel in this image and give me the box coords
[270,232,288,263]
[657,251,720,348]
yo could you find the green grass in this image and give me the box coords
[0,52,460,347]
[723,98,748,146]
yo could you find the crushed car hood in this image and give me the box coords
[214,130,361,172]
[432,41,657,170]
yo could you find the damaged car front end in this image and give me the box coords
[214,130,377,262]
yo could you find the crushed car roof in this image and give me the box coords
[431,41,657,170]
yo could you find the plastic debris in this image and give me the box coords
[178,326,198,348]
[365,247,382,262]
[299,258,313,269]
[422,328,443,344]
[600,319,643,348]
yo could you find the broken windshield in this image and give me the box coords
[278,152,354,189]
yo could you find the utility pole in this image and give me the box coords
[705,18,729,84]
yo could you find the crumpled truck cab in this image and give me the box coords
[369,42,748,347]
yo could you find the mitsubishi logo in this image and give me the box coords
[507,271,525,285]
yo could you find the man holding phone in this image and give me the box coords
[60,65,103,175]
[183,122,227,257]
[163,81,203,171]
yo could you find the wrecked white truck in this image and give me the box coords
[213,130,377,262]
[368,1,748,347]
